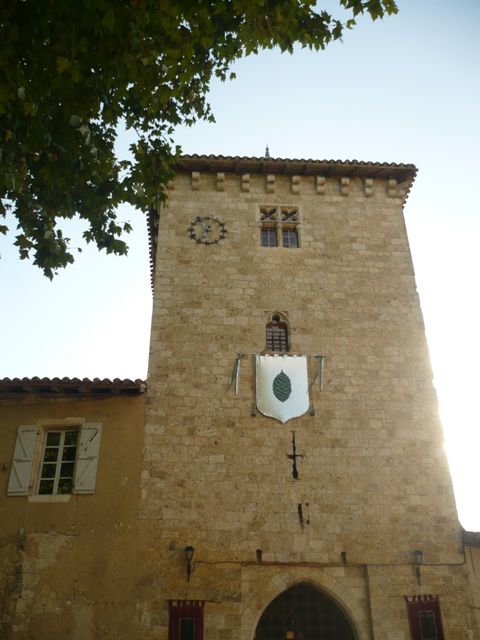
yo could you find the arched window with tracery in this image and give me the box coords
[266,314,289,352]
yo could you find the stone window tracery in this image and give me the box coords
[260,206,299,248]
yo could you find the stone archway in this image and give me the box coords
[254,582,357,640]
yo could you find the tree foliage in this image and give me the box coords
[0,0,397,277]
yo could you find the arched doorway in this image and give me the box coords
[254,582,357,640]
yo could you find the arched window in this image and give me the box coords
[266,314,289,352]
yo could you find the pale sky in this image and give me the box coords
[1,1,479,529]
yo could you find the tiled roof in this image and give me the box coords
[173,154,417,181]
[0,377,146,396]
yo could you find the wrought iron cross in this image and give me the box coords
[286,431,303,480]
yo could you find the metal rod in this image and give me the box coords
[251,354,257,416]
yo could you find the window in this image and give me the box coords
[260,206,299,248]
[7,423,102,496]
[282,227,298,248]
[179,618,195,640]
[266,313,289,352]
[39,430,78,495]
[419,611,438,640]
[260,207,278,247]
[404,596,445,640]
[261,226,278,247]
[169,600,204,640]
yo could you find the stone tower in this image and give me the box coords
[142,155,475,639]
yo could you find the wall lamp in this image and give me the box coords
[412,549,424,585]
[184,545,195,581]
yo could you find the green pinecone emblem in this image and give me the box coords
[272,370,292,402]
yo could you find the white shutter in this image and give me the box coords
[73,423,102,494]
[7,426,38,496]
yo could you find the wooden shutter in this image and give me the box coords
[73,423,102,494]
[7,426,38,495]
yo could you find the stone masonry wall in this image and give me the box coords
[0,393,146,640]
[142,169,476,639]
[466,543,480,638]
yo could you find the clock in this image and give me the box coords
[188,216,227,244]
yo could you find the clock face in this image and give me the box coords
[188,216,227,244]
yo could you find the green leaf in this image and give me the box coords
[0,0,399,276]
[56,56,71,73]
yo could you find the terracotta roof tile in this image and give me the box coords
[173,153,417,178]
[0,377,146,396]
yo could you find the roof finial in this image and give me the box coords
[265,144,270,159]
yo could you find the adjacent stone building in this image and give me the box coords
[0,377,146,638]
[1,155,479,639]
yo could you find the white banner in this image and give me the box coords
[256,355,310,423]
